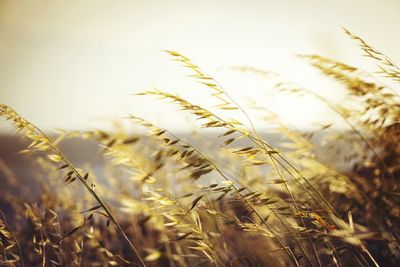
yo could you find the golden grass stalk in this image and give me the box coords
[343,28,400,83]
[0,104,147,267]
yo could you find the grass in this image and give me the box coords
[0,29,399,266]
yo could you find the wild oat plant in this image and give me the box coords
[1,29,399,266]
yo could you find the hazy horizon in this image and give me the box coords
[1,0,399,133]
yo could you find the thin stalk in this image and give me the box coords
[301,89,394,181]
[132,122,302,266]
[0,209,25,267]
[45,136,147,267]
[0,105,146,267]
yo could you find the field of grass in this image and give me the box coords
[1,29,400,266]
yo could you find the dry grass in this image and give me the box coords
[0,29,399,266]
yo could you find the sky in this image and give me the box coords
[0,0,399,133]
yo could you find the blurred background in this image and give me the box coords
[0,0,399,133]
[1,3,400,266]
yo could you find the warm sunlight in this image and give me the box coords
[1,1,399,267]
[1,0,399,131]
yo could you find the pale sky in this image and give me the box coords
[0,0,399,133]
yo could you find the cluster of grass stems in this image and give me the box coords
[1,29,400,266]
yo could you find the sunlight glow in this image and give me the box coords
[0,0,399,132]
